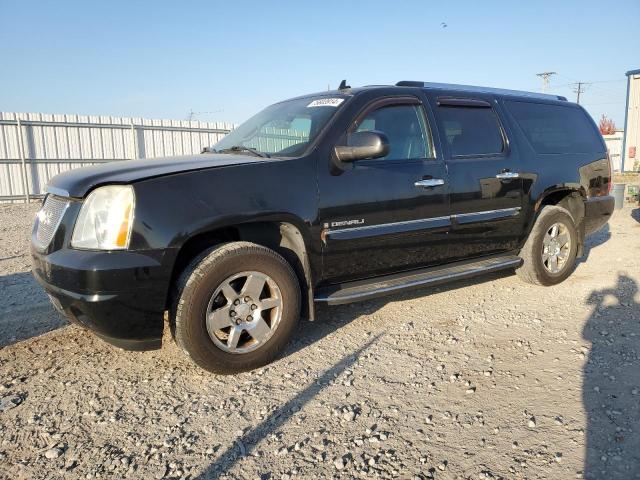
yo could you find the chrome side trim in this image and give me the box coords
[453,207,521,224]
[326,215,451,241]
[325,207,521,240]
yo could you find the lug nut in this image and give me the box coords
[235,318,242,325]
[251,304,257,310]
[234,299,240,306]
[244,296,251,302]
[246,316,252,321]
[230,310,236,317]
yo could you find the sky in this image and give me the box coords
[1,0,638,127]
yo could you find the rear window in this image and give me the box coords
[436,106,504,157]
[505,101,604,154]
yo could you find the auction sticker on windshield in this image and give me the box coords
[307,98,344,108]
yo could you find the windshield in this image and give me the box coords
[212,95,348,157]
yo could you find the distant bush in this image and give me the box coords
[599,115,617,135]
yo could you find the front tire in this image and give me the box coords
[172,242,301,374]
[517,206,579,286]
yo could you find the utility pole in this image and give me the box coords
[573,82,587,104]
[536,72,557,93]
[187,109,195,121]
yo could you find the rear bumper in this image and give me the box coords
[584,195,615,235]
[31,245,175,351]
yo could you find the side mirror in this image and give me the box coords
[334,130,389,162]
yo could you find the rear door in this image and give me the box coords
[318,94,450,284]
[427,94,525,260]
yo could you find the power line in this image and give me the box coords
[587,79,626,84]
[186,109,224,121]
[548,82,575,88]
[585,82,626,100]
[581,101,625,106]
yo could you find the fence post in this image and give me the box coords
[130,121,137,160]
[16,118,30,203]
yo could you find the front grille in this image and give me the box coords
[33,195,69,250]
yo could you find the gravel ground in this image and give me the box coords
[0,202,639,480]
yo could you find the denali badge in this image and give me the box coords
[329,219,365,228]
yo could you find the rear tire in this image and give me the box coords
[516,206,578,286]
[172,242,301,374]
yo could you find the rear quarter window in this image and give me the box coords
[505,101,604,154]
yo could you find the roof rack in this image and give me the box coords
[396,81,568,102]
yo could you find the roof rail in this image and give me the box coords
[396,81,568,102]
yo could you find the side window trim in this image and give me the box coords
[437,97,492,108]
[434,97,509,159]
[347,96,437,161]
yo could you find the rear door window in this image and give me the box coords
[505,101,604,154]
[435,104,504,157]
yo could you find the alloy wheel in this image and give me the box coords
[541,222,571,274]
[205,271,283,354]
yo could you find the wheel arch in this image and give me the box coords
[531,187,587,256]
[167,218,316,320]
[535,188,585,220]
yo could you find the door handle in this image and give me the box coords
[495,171,520,179]
[414,178,445,188]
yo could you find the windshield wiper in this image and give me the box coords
[217,145,270,158]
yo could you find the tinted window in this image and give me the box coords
[355,104,433,160]
[505,101,604,154]
[436,106,504,156]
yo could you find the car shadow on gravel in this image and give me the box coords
[193,334,383,479]
[283,269,514,359]
[578,223,611,265]
[0,271,67,348]
[191,269,514,478]
[583,274,640,479]
[631,207,640,223]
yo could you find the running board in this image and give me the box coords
[314,255,522,306]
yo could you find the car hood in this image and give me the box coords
[47,153,271,198]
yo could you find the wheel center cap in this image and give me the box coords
[234,302,251,319]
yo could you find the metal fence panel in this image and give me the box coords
[0,112,235,202]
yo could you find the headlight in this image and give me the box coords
[71,185,135,250]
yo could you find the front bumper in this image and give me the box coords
[584,195,615,235]
[31,246,175,351]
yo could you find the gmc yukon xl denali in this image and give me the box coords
[31,81,614,373]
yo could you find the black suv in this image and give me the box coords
[31,81,614,373]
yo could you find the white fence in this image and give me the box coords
[0,112,235,202]
[245,127,308,154]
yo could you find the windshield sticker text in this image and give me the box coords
[307,98,344,108]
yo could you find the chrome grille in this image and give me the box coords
[33,195,69,250]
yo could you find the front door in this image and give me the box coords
[427,94,525,261]
[318,95,450,284]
